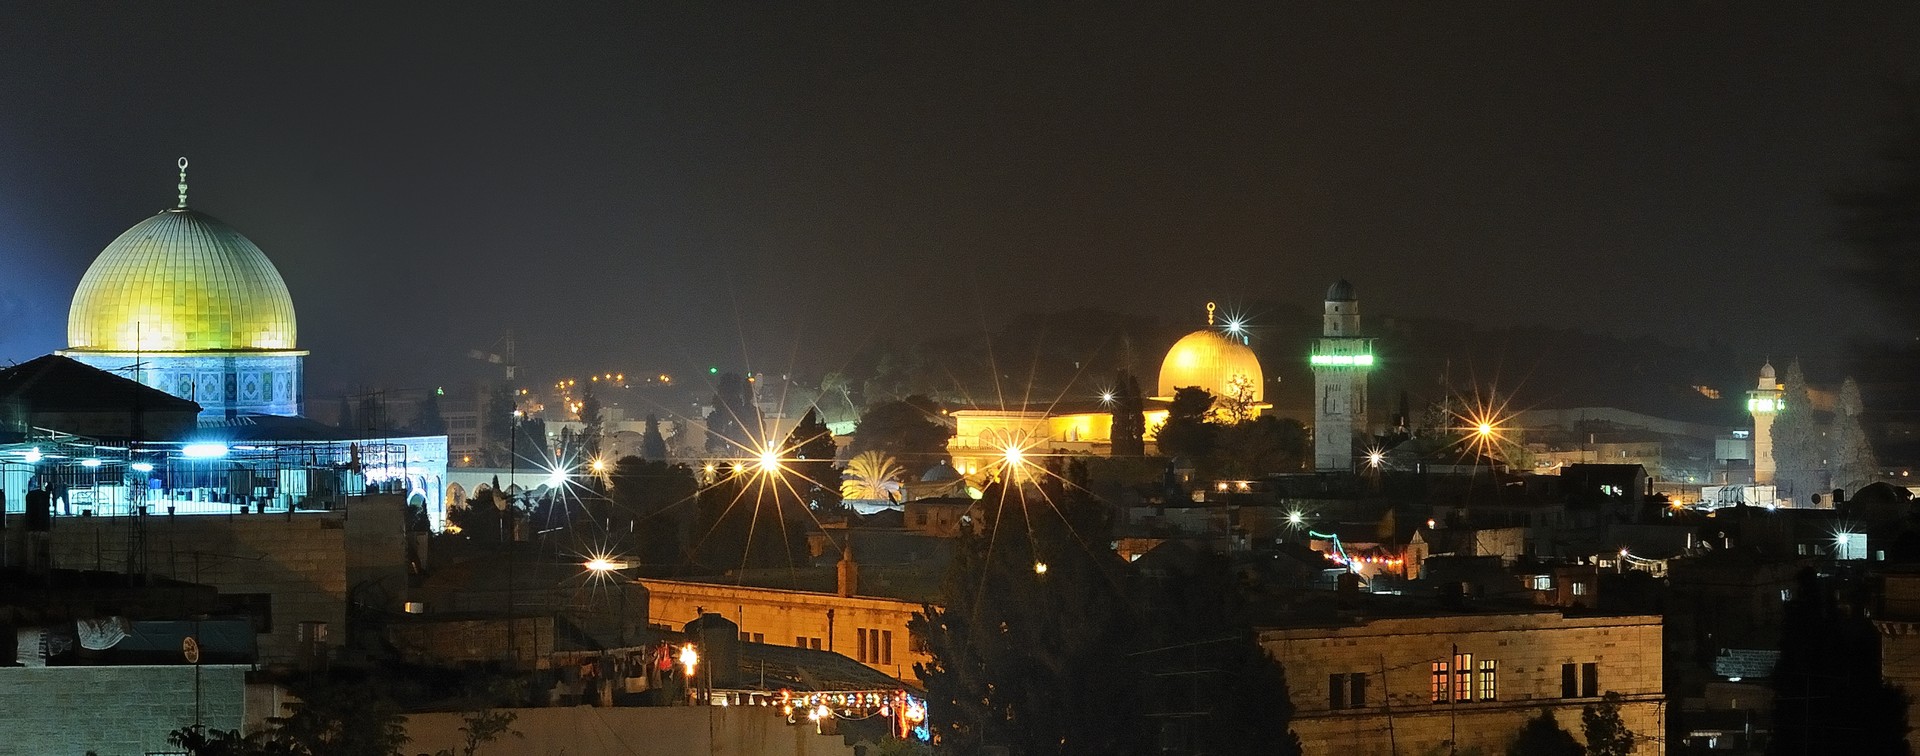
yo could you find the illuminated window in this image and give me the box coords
[1479,660,1497,701]
[1572,582,1588,596]
[1529,575,1552,591]
[1431,662,1450,702]
[1453,653,1473,702]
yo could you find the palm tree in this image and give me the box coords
[841,451,906,501]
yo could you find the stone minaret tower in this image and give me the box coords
[1313,281,1373,471]
[1750,361,1783,485]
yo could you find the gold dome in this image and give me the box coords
[67,209,298,353]
[1157,329,1264,401]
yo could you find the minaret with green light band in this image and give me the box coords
[1313,280,1372,471]
[1749,361,1783,485]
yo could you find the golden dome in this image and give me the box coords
[1157,329,1264,401]
[67,208,298,353]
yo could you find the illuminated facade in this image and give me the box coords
[1748,361,1782,485]
[1312,280,1372,470]
[61,160,305,417]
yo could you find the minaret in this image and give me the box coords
[1313,280,1373,471]
[1750,361,1783,485]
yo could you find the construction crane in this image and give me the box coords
[467,330,518,380]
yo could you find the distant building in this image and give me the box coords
[1750,362,1784,486]
[948,301,1265,473]
[1313,280,1372,471]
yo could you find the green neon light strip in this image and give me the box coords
[1310,354,1375,367]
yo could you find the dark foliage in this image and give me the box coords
[784,408,840,509]
[1767,567,1910,755]
[609,456,698,575]
[1508,708,1582,756]
[912,464,1296,755]
[847,395,953,477]
[1155,387,1216,462]
[705,373,759,455]
[640,414,669,460]
[1109,371,1147,457]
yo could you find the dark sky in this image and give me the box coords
[3,3,1918,396]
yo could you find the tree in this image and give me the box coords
[1772,360,1825,503]
[576,382,604,460]
[1109,371,1146,457]
[842,451,906,501]
[847,395,952,477]
[608,456,697,575]
[705,373,759,455]
[910,470,1141,754]
[1132,544,1302,755]
[1581,692,1634,756]
[784,408,840,508]
[411,391,448,435]
[1210,415,1309,479]
[1768,567,1909,754]
[1155,387,1216,462]
[640,414,669,460]
[1830,377,1879,494]
[689,463,808,572]
[334,396,355,431]
[1507,708,1581,756]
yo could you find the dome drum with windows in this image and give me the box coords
[60,159,306,417]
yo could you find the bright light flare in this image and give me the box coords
[1033,561,1048,575]
[757,446,781,473]
[679,644,700,675]
[181,442,228,459]
[544,466,568,487]
[583,556,630,572]
[1286,510,1305,526]
[1001,445,1025,467]
[590,458,607,473]
[131,462,155,473]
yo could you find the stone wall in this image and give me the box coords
[1261,611,1665,755]
[0,664,248,755]
[44,495,409,663]
[403,705,857,756]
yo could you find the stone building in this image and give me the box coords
[35,494,411,664]
[639,577,926,681]
[1261,607,1664,755]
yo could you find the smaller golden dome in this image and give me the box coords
[1157,329,1264,401]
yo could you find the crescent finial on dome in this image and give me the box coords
[176,157,190,209]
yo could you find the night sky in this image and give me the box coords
[3,3,1918,397]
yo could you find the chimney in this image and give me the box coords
[836,541,859,598]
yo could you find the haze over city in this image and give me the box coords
[9,5,1920,755]
[5,3,1919,395]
